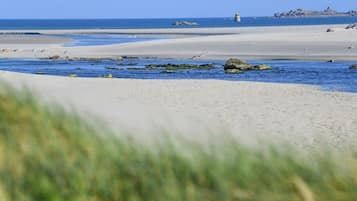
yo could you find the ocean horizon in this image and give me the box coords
[0,16,357,30]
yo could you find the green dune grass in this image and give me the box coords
[0,83,356,201]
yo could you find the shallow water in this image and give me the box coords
[0,58,356,93]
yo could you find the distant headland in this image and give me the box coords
[274,7,357,18]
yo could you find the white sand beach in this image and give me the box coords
[1,24,357,152]
[1,71,356,152]
[1,24,357,61]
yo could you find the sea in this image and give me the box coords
[0,16,357,29]
[0,17,356,92]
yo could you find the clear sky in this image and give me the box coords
[0,0,356,19]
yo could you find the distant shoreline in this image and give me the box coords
[274,7,357,18]
[0,24,357,61]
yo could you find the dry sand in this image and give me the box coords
[1,71,356,152]
[0,25,357,60]
[1,24,357,60]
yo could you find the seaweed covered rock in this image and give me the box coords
[224,58,273,73]
[105,66,119,70]
[350,64,357,69]
[145,63,214,70]
[126,63,215,71]
[224,58,254,71]
[254,64,273,70]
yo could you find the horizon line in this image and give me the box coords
[0,16,269,20]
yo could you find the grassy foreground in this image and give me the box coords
[0,84,357,201]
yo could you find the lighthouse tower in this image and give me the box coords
[234,13,241,22]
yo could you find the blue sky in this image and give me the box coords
[0,0,356,19]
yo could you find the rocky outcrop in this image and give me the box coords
[146,63,214,70]
[224,58,254,71]
[274,7,357,18]
[48,55,61,60]
[254,64,273,70]
[172,21,198,26]
[346,23,357,30]
[128,63,214,71]
[224,58,273,74]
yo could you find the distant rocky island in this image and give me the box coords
[172,21,198,26]
[274,7,357,18]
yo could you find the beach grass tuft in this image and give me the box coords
[0,83,356,201]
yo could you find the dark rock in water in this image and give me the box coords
[48,55,60,60]
[144,63,214,70]
[105,66,119,70]
[253,64,273,70]
[122,56,139,59]
[127,67,145,70]
[224,58,273,73]
[350,65,357,69]
[160,70,176,74]
[346,23,357,29]
[127,63,214,72]
[224,58,254,71]
[172,21,199,26]
[198,64,215,69]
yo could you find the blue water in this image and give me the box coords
[0,59,356,92]
[1,17,357,30]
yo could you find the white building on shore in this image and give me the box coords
[234,13,241,22]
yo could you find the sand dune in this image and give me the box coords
[1,71,356,152]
